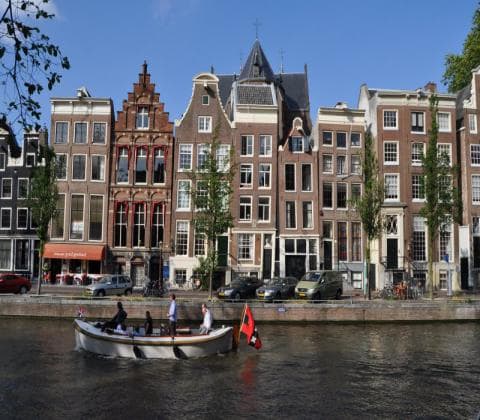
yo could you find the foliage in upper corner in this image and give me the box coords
[443,6,480,93]
[0,0,70,133]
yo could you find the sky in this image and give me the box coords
[13,0,480,131]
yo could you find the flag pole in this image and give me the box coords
[238,302,247,343]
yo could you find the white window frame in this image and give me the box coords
[175,221,189,256]
[73,121,88,144]
[91,154,105,182]
[136,107,149,129]
[336,132,347,148]
[471,144,480,166]
[285,201,296,229]
[72,154,87,181]
[384,174,399,201]
[69,193,85,241]
[350,132,361,148]
[240,135,254,157]
[291,136,304,153]
[411,142,425,166]
[258,163,271,189]
[259,135,272,157]
[92,122,107,144]
[412,174,425,202]
[0,208,11,229]
[51,193,65,239]
[17,178,28,200]
[54,121,69,144]
[410,111,425,134]
[16,208,28,230]
[197,144,210,170]
[0,153,5,171]
[178,144,193,171]
[301,163,313,192]
[134,147,148,185]
[472,175,480,205]
[257,196,270,223]
[216,144,230,172]
[336,183,348,210]
[437,143,452,166]
[239,196,252,222]
[177,180,191,211]
[469,114,478,134]
[383,110,398,130]
[285,163,296,192]
[198,116,212,133]
[350,155,361,175]
[55,153,68,181]
[240,164,253,189]
[302,201,313,229]
[201,95,209,106]
[26,153,36,167]
[1,178,12,199]
[336,155,347,176]
[238,233,254,261]
[88,194,104,242]
[437,112,451,133]
[322,131,333,146]
[322,154,333,174]
[384,141,399,165]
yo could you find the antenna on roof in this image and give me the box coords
[239,50,243,72]
[253,18,261,40]
[280,48,285,73]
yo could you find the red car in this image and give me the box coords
[0,273,32,294]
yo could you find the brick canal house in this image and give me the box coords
[0,127,44,280]
[359,83,459,292]
[316,102,365,291]
[48,88,114,282]
[109,63,174,288]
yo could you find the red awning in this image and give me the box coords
[43,243,105,261]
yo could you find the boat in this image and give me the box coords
[74,319,233,359]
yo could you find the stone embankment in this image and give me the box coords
[1,295,480,323]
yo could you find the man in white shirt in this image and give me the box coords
[199,303,212,335]
[167,293,177,337]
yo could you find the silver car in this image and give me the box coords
[85,275,133,297]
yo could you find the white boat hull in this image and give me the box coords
[74,319,233,359]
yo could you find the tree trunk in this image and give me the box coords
[428,236,434,300]
[366,240,371,300]
[37,253,43,295]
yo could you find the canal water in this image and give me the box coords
[0,318,479,419]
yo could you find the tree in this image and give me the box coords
[188,126,235,299]
[352,129,384,299]
[27,144,58,294]
[421,95,462,299]
[1,0,70,133]
[443,6,480,92]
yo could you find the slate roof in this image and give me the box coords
[276,73,309,111]
[217,74,235,107]
[239,40,275,83]
[236,84,274,106]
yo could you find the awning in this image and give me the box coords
[43,243,105,261]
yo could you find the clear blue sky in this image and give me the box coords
[33,0,478,129]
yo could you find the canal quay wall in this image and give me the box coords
[1,295,480,323]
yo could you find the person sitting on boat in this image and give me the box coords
[199,303,212,335]
[167,293,177,337]
[102,301,128,332]
[144,310,153,335]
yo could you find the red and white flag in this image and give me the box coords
[240,304,262,350]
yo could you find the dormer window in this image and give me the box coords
[291,136,304,153]
[136,107,149,129]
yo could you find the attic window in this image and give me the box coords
[202,95,209,105]
[290,136,304,153]
[136,107,149,129]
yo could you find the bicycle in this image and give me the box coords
[143,279,165,297]
[378,285,395,299]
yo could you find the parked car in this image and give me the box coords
[295,271,343,301]
[85,275,133,297]
[0,273,32,294]
[256,276,298,301]
[217,277,263,300]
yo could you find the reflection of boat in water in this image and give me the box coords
[74,319,233,359]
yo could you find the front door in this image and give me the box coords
[263,249,272,280]
[285,256,305,279]
[131,264,145,287]
[461,257,469,289]
[387,239,398,269]
[323,241,332,270]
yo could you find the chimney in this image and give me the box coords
[424,82,437,93]
[335,101,348,110]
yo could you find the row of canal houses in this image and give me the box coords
[3,40,480,293]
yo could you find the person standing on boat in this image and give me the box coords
[199,303,212,335]
[144,310,153,335]
[167,294,177,337]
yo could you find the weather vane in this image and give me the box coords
[254,18,261,39]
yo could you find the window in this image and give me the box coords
[151,203,164,247]
[384,174,399,201]
[72,155,86,180]
[241,135,253,156]
[51,194,65,239]
[351,183,361,201]
[473,175,480,204]
[336,132,347,148]
[197,144,209,170]
[258,197,270,222]
[412,175,425,200]
[0,208,11,229]
[93,122,106,144]
[259,135,272,156]
[412,143,424,165]
[136,107,149,129]
[179,144,192,170]
[336,156,346,175]
[323,182,333,208]
[17,178,28,199]
[195,181,208,211]
[439,271,447,290]
[286,201,296,228]
[259,164,271,188]
[0,153,4,171]
[54,154,67,180]
[74,122,87,144]
[411,112,424,132]
[114,202,127,247]
[216,145,230,171]
[322,155,333,173]
[439,223,452,262]
[386,215,398,235]
[135,148,147,183]
[352,222,362,261]
[194,232,206,256]
[437,112,450,132]
[384,142,398,165]
[89,196,103,241]
[291,136,304,152]
[177,180,191,210]
[91,155,105,181]
[302,201,313,228]
[175,221,189,255]
[0,240,11,269]
[302,164,312,191]
[413,216,426,261]
[55,122,68,144]
[239,196,252,221]
[351,132,361,147]
[285,164,295,191]
[198,116,212,133]
[473,216,480,235]
[70,195,84,240]
[153,148,165,183]
[471,145,480,166]
[175,269,187,286]
[338,222,347,261]
[469,114,477,134]
[383,110,398,129]
[238,234,253,260]
[437,143,451,165]
[26,153,35,167]
[322,131,333,146]
[132,203,145,247]
[15,239,29,270]
[337,183,347,209]
[202,95,209,105]
[1,178,11,198]
[240,164,253,188]
[17,208,28,229]
[116,147,129,183]
[351,155,361,175]
[323,221,333,239]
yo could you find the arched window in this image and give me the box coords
[114,203,127,247]
[151,203,164,247]
[116,147,129,183]
[153,148,165,184]
[133,203,145,247]
[135,148,147,184]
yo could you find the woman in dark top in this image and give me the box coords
[144,310,153,335]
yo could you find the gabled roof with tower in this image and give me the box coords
[238,40,275,83]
